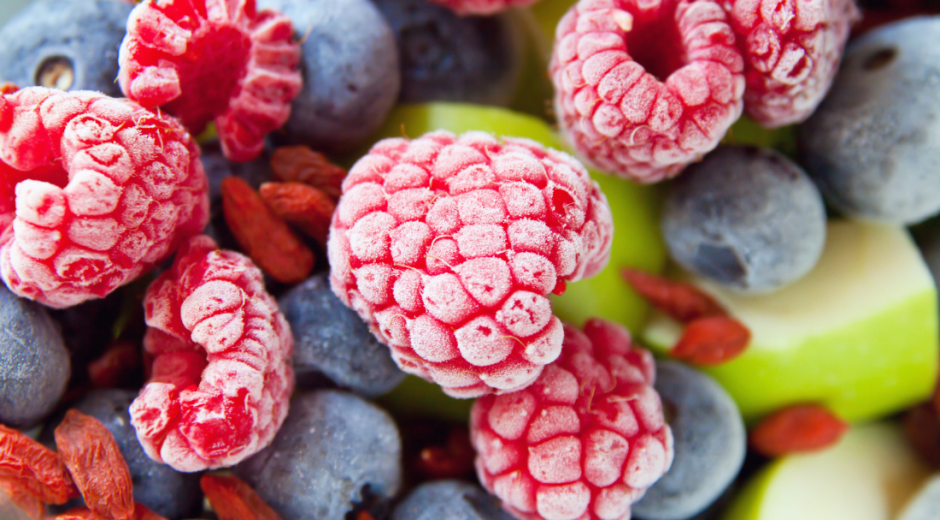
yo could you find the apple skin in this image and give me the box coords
[643,221,939,424]
[724,423,931,520]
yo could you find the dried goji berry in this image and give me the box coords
[221,177,315,284]
[749,404,849,457]
[622,268,727,323]
[87,341,142,389]
[0,425,76,504]
[131,504,166,520]
[54,410,134,520]
[414,428,474,479]
[52,508,104,520]
[356,513,375,520]
[201,475,282,520]
[259,182,335,247]
[0,83,18,95]
[670,316,750,366]
[904,403,940,470]
[1,480,46,520]
[270,146,346,200]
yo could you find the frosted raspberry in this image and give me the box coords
[130,235,294,472]
[328,131,613,398]
[427,0,541,15]
[551,0,746,183]
[471,318,674,520]
[725,0,859,127]
[0,87,209,309]
[118,0,303,162]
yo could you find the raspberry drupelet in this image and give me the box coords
[328,131,613,398]
[551,0,746,183]
[118,0,302,162]
[472,318,673,520]
[725,0,859,127]
[0,87,209,309]
[130,235,294,472]
[427,0,542,15]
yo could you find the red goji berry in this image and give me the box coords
[270,146,346,200]
[622,268,727,323]
[670,316,750,366]
[1,480,46,520]
[54,411,134,520]
[259,182,335,247]
[750,404,849,457]
[201,475,282,520]
[0,83,18,95]
[87,341,141,389]
[414,428,474,479]
[52,508,104,520]
[0,424,76,505]
[131,504,167,520]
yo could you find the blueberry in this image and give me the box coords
[798,17,940,224]
[662,145,827,293]
[235,390,402,520]
[392,480,515,520]
[0,284,69,428]
[278,274,405,397]
[899,475,940,520]
[369,0,523,106]
[258,0,400,153]
[632,361,745,520]
[0,0,132,95]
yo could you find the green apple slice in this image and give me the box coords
[725,423,932,520]
[643,220,939,423]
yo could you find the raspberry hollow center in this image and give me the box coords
[625,2,688,82]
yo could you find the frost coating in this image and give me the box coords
[551,0,746,183]
[471,319,673,520]
[0,87,209,309]
[427,0,541,15]
[130,235,294,472]
[329,131,613,398]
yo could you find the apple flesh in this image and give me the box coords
[725,423,932,520]
[643,220,939,423]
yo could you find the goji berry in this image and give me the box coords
[270,146,346,200]
[1,480,46,520]
[259,182,335,247]
[622,268,727,323]
[749,404,849,457]
[904,403,940,470]
[414,428,474,480]
[0,424,76,504]
[356,513,375,520]
[52,508,104,520]
[131,504,167,520]
[54,410,134,520]
[201,475,282,520]
[670,316,750,366]
[221,177,315,284]
[0,83,18,95]
[87,341,141,389]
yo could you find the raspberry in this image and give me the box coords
[130,235,294,472]
[0,87,209,309]
[471,318,674,520]
[118,0,303,162]
[725,0,859,127]
[426,0,541,15]
[551,0,746,183]
[328,131,613,398]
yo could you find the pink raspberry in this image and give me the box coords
[427,0,542,15]
[118,0,303,162]
[471,318,673,520]
[0,87,209,309]
[551,0,746,183]
[328,131,613,398]
[725,0,859,127]
[130,235,294,472]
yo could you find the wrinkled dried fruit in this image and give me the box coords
[54,410,135,520]
[904,403,940,470]
[622,268,727,322]
[201,475,282,520]
[671,316,749,365]
[270,146,346,200]
[87,341,142,389]
[1,480,46,520]
[0,83,18,95]
[415,428,475,479]
[259,182,335,246]
[749,404,849,457]
[53,509,104,520]
[221,177,315,284]
[132,504,167,520]
[0,424,76,505]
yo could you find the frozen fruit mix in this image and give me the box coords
[0,1,938,520]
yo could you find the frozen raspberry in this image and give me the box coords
[328,131,613,398]
[0,87,209,309]
[427,0,541,15]
[118,0,303,162]
[130,235,294,472]
[471,318,674,520]
[725,0,858,127]
[551,0,746,183]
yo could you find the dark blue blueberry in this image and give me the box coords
[392,480,515,520]
[258,0,401,153]
[235,390,402,520]
[369,0,522,106]
[278,274,404,397]
[633,361,745,520]
[662,145,827,293]
[798,17,940,224]
[0,0,132,95]
[899,476,940,520]
[0,284,69,428]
